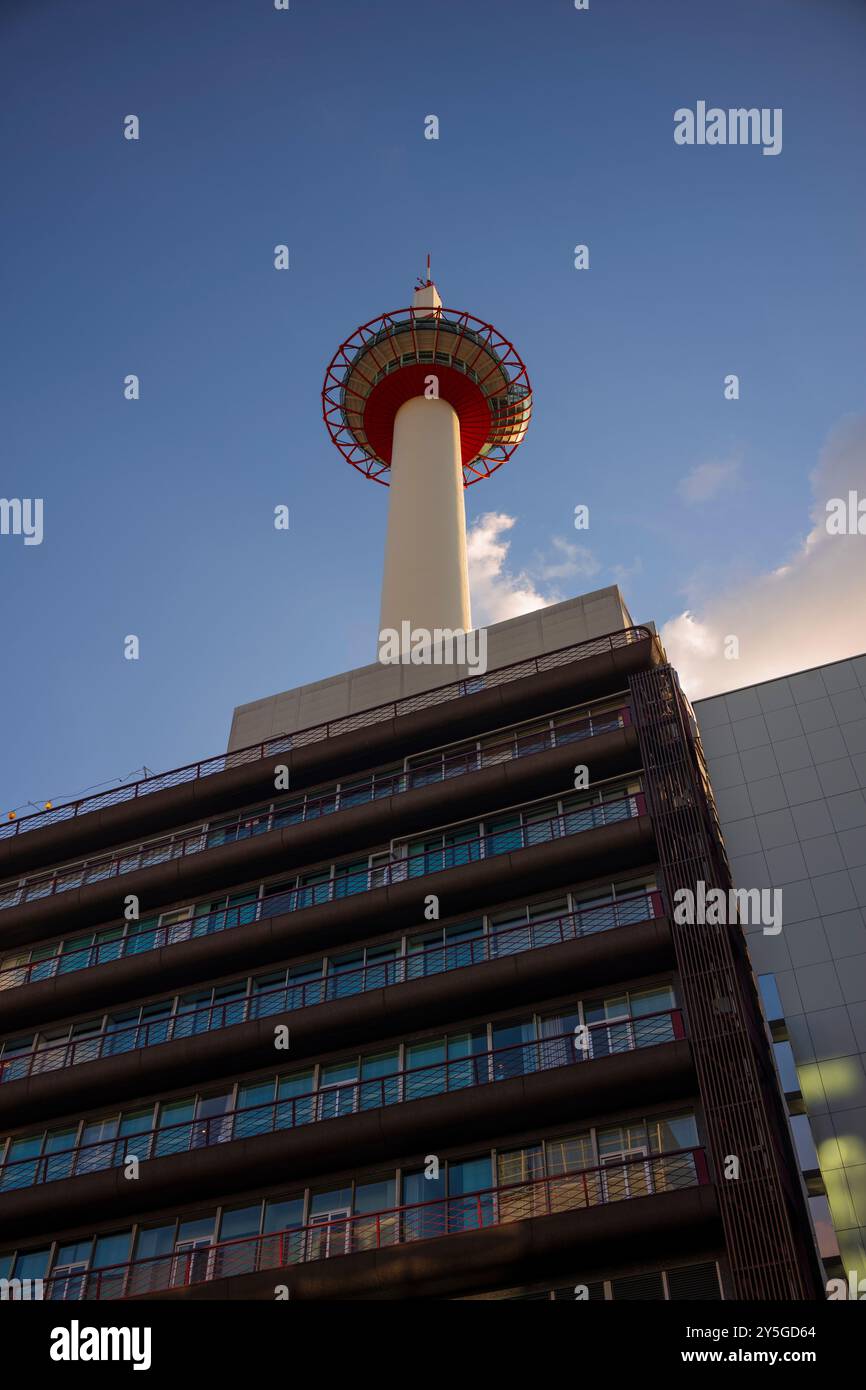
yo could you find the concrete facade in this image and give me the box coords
[694,654,866,1280]
[228,586,637,752]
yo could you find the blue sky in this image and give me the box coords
[1,0,865,818]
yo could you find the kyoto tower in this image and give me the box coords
[322,263,532,645]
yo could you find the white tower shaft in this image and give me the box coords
[378,394,472,638]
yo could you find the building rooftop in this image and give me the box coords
[227,586,639,751]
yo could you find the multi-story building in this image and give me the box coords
[0,589,825,1301]
[694,655,866,1287]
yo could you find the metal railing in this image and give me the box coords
[0,1023,681,1195]
[0,1013,681,1192]
[40,1146,707,1301]
[0,705,630,912]
[0,792,647,993]
[0,627,651,840]
[0,890,665,1083]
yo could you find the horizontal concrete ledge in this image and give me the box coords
[0,815,657,1030]
[0,913,676,1125]
[0,725,641,949]
[0,638,659,879]
[150,1185,721,1301]
[0,1038,695,1242]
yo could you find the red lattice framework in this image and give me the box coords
[322,305,532,486]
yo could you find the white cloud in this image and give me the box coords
[468,512,578,626]
[533,536,600,582]
[611,556,643,586]
[676,458,741,504]
[662,416,866,700]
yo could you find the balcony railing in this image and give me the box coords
[0,1012,682,1192]
[0,626,651,840]
[0,792,648,993]
[0,705,630,913]
[40,1146,708,1301]
[0,890,665,1083]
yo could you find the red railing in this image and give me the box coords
[40,1146,707,1301]
[0,1014,682,1191]
[0,705,631,912]
[0,916,666,1079]
[0,793,649,993]
[0,627,651,840]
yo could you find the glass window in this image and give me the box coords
[44,1127,79,1183]
[55,1239,92,1266]
[135,1225,175,1260]
[328,951,364,999]
[402,1164,447,1242]
[352,1177,398,1250]
[177,1216,215,1244]
[58,936,94,974]
[332,862,368,899]
[447,1156,494,1231]
[215,1205,261,1278]
[119,1107,154,1145]
[360,1051,400,1109]
[492,1018,536,1080]
[757,973,784,1023]
[251,971,291,1016]
[405,1037,445,1101]
[647,1113,697,1153]
[92,1231,132,1269]
[13,1248,50,1281]
[407,929,443,977]
[264,1196,304,1234]
[286,960,324,1008]
[496,1145,549,1222]
[773,1040,800,1095]
[77,1118,118,1176]
[318,1060,358,1120]
[546,1132,593,1176]
[364,944,400,988]
[485,814,523,855]
[498,1144,544,1186]
[630,986,675,1017]
[155,1099,194,1158]
[219,1205,261,1242]
[353,1177,396,1214]
[309,1186,353,1217]
[277,1071,315,1127]
[307,1187,353,1259]
[86,1231,132,1298]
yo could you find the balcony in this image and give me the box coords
[0,627,659,879]
[0,1012,684,1195]
[0,792,648,994]
[0,891,665,1087]
[42,1147,710,1301]
[0,704,631,916]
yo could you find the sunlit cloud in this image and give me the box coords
[663,416,866,699]
[468,512,556,625]
[676,457,741,504]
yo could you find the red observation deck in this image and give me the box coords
[322,296,533,486]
